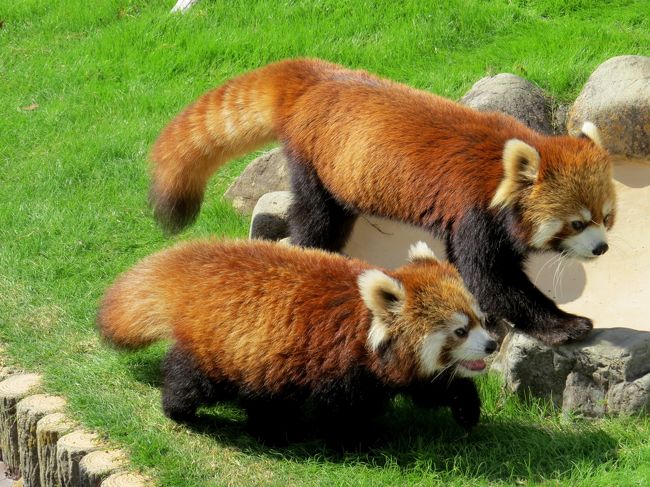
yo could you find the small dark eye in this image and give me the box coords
[604,214,612,227]
[571,220,586,232]
[455,328,468,338]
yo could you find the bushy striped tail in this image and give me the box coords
[97,257,173,349]
[149,58,340,233]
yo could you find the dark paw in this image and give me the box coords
[448,379,481,430]
[563,315,593,341]
[484,315,512,343]
[528,315,593,346]
[163,407,198,424]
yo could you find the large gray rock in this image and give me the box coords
[461,73,554,134]
[224,148,291,214]
[249,191,292,241]
[493,327,650,416]
[567,55,650,157]
[552,104,569,135]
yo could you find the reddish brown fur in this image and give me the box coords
[150,58,611,237]
[97,240,480,391]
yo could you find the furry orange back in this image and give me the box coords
[150,58,608,234]
[99,240,377,390]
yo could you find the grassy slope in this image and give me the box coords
[1,0,649,485]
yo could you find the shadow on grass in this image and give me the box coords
[182,400,616,483]
[119,343,167,388]
[122,350,617,482]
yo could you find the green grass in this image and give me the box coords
[1,0,649,485]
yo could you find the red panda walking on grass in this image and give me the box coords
[149,59,616,346]
[98,240,496,439]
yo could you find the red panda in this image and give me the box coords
[148,58,616,346]
[97,240,496,438]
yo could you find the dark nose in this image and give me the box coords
[485,340,498,354]
[592,243,609,256]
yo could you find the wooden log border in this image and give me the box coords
[0,354,151,486]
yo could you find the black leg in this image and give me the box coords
[286,153,358,252]
[241,395,304,445]
[406,375,481,430]
[445,378,481,430]
[310,367,391,446]
[161,345,221,422]
[448,209,593,346]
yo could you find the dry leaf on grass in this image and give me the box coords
[20,103,39,111]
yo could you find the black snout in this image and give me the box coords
[485,340,498,354]
[592,242,609,256]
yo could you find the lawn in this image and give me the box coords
[1,0,650,485]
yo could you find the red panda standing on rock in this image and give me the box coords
[97,240,497,440]
[148,59,616,346]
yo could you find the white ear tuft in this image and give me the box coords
[580,121,603,147]
[367,319,389,353]
[359,270,405,354]
[490,139,540,209]
[408,241,437,262]
[358,269,405,317]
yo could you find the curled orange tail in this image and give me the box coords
[149,58,340,233]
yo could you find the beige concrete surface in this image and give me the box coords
[0,461,14,487]
[343,157,650,332]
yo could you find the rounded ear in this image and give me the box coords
[490,139,540,209]
[579,121,603,148]
[358,269,405,354]
[358,270,405,317]
[408,241,437,263]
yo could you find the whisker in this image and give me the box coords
[552,251,569,299]
[553,255,562,297]
[429,360,456,383]
[534,252,563,286]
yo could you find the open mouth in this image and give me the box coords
[458,359,487,372]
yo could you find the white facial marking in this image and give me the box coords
[603,201,614,217]
[367,318,389,353]
[408,241,437,262]
[563,224,607,258]
[463,327,493,358]
[419,331,446,376]
[580,209,592,222]
[531,219,563,248]
[448,312,469,328]
[471,303,485,322]
[453,327,494,378]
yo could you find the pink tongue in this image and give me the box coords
[460,359,486,371]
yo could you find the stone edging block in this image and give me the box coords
[0,374,42,473]
[17,394,66,486]
[0,355,152,486]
